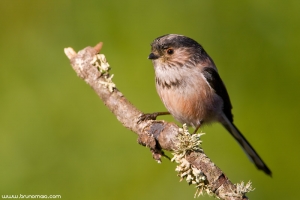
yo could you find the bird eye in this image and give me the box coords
[166,48,174,55]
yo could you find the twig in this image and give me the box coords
[64,43,252,200]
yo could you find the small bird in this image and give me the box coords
[141,34,271,176]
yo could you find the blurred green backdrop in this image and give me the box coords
[1,0,299,199]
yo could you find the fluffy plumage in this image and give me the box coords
[148,34,271,176]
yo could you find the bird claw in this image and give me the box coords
[137,113,160,124]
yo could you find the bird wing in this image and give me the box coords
[201,67,233,122]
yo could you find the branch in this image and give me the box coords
[64,43,253,200]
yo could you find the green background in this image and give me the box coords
[1,0,299,199]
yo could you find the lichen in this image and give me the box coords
[171,124,211,198]
[90,54,116,92]
[236,181,255,196]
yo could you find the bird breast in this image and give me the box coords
[155,65,223,127]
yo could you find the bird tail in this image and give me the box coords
[220,113,272,176]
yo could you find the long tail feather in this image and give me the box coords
[220,113,272,176]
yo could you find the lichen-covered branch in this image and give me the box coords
[64,43,252,200]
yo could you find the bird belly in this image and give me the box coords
[156,83,222,128]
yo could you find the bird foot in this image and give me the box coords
[137,112,170,124]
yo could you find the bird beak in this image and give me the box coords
[148,52,159,60]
